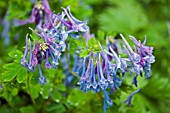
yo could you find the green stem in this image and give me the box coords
[27,73,36,107]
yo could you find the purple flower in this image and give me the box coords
[129,35,155,78]
[61,6,88,33]
[45,50,51,69]
[121,34,141,64]
[21,34,29,68]
[129,35,153,56]
[14,0,52,27]
[27,40,35,71]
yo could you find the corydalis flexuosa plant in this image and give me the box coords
[19,0,155,113]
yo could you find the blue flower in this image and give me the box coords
[143,62,152,78]
[124,88,140,106]
[1,8,11,45]
[38,64,47,85]
[27,40,35,72]
[0,84,4,90]
[103,90,113,113]
[105,46,127,77]
[49,49,59,69]
[77,52,122,92]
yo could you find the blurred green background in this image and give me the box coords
[0,0,170,113]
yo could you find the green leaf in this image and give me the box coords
[75,37,86,49]
[12,88,19,96]
[51,87,62,102]
[79,49,89,58]
[8,49,23,63]
[46,103,66,113]
[8,50,23,59]
[30,73,39,85]
[17,68,27,83]
[98,0,148,33]
[88,38,101,53]
[142,74,170,100]
[97,30,105,42]
[3,63,20,69]
[30,84,40,99]
[119,53,128,58]
[19,106,35,113]
[69,38,79,55]
[30,32,41,43]
[41,83,51,99]
[67,88,94,106]
[2,63,22,82]
[56,84,66,92]
[7,0,32,20]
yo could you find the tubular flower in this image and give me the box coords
[38,64,47,85]
[124,88,140,106]
[61,6,88,33]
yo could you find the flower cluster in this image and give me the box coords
[77,52,122,92]
[75,35,155,112]
[20,5,88,85]
[121,34,155,86]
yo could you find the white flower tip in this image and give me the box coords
[120,34,127,42]
[61,6,64,8]
[98,42,103,50]
[104,49,113,57]
[129,35,133,38]
[120,34,123,37]
[28,27,35,32]
[67,6,71,9]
